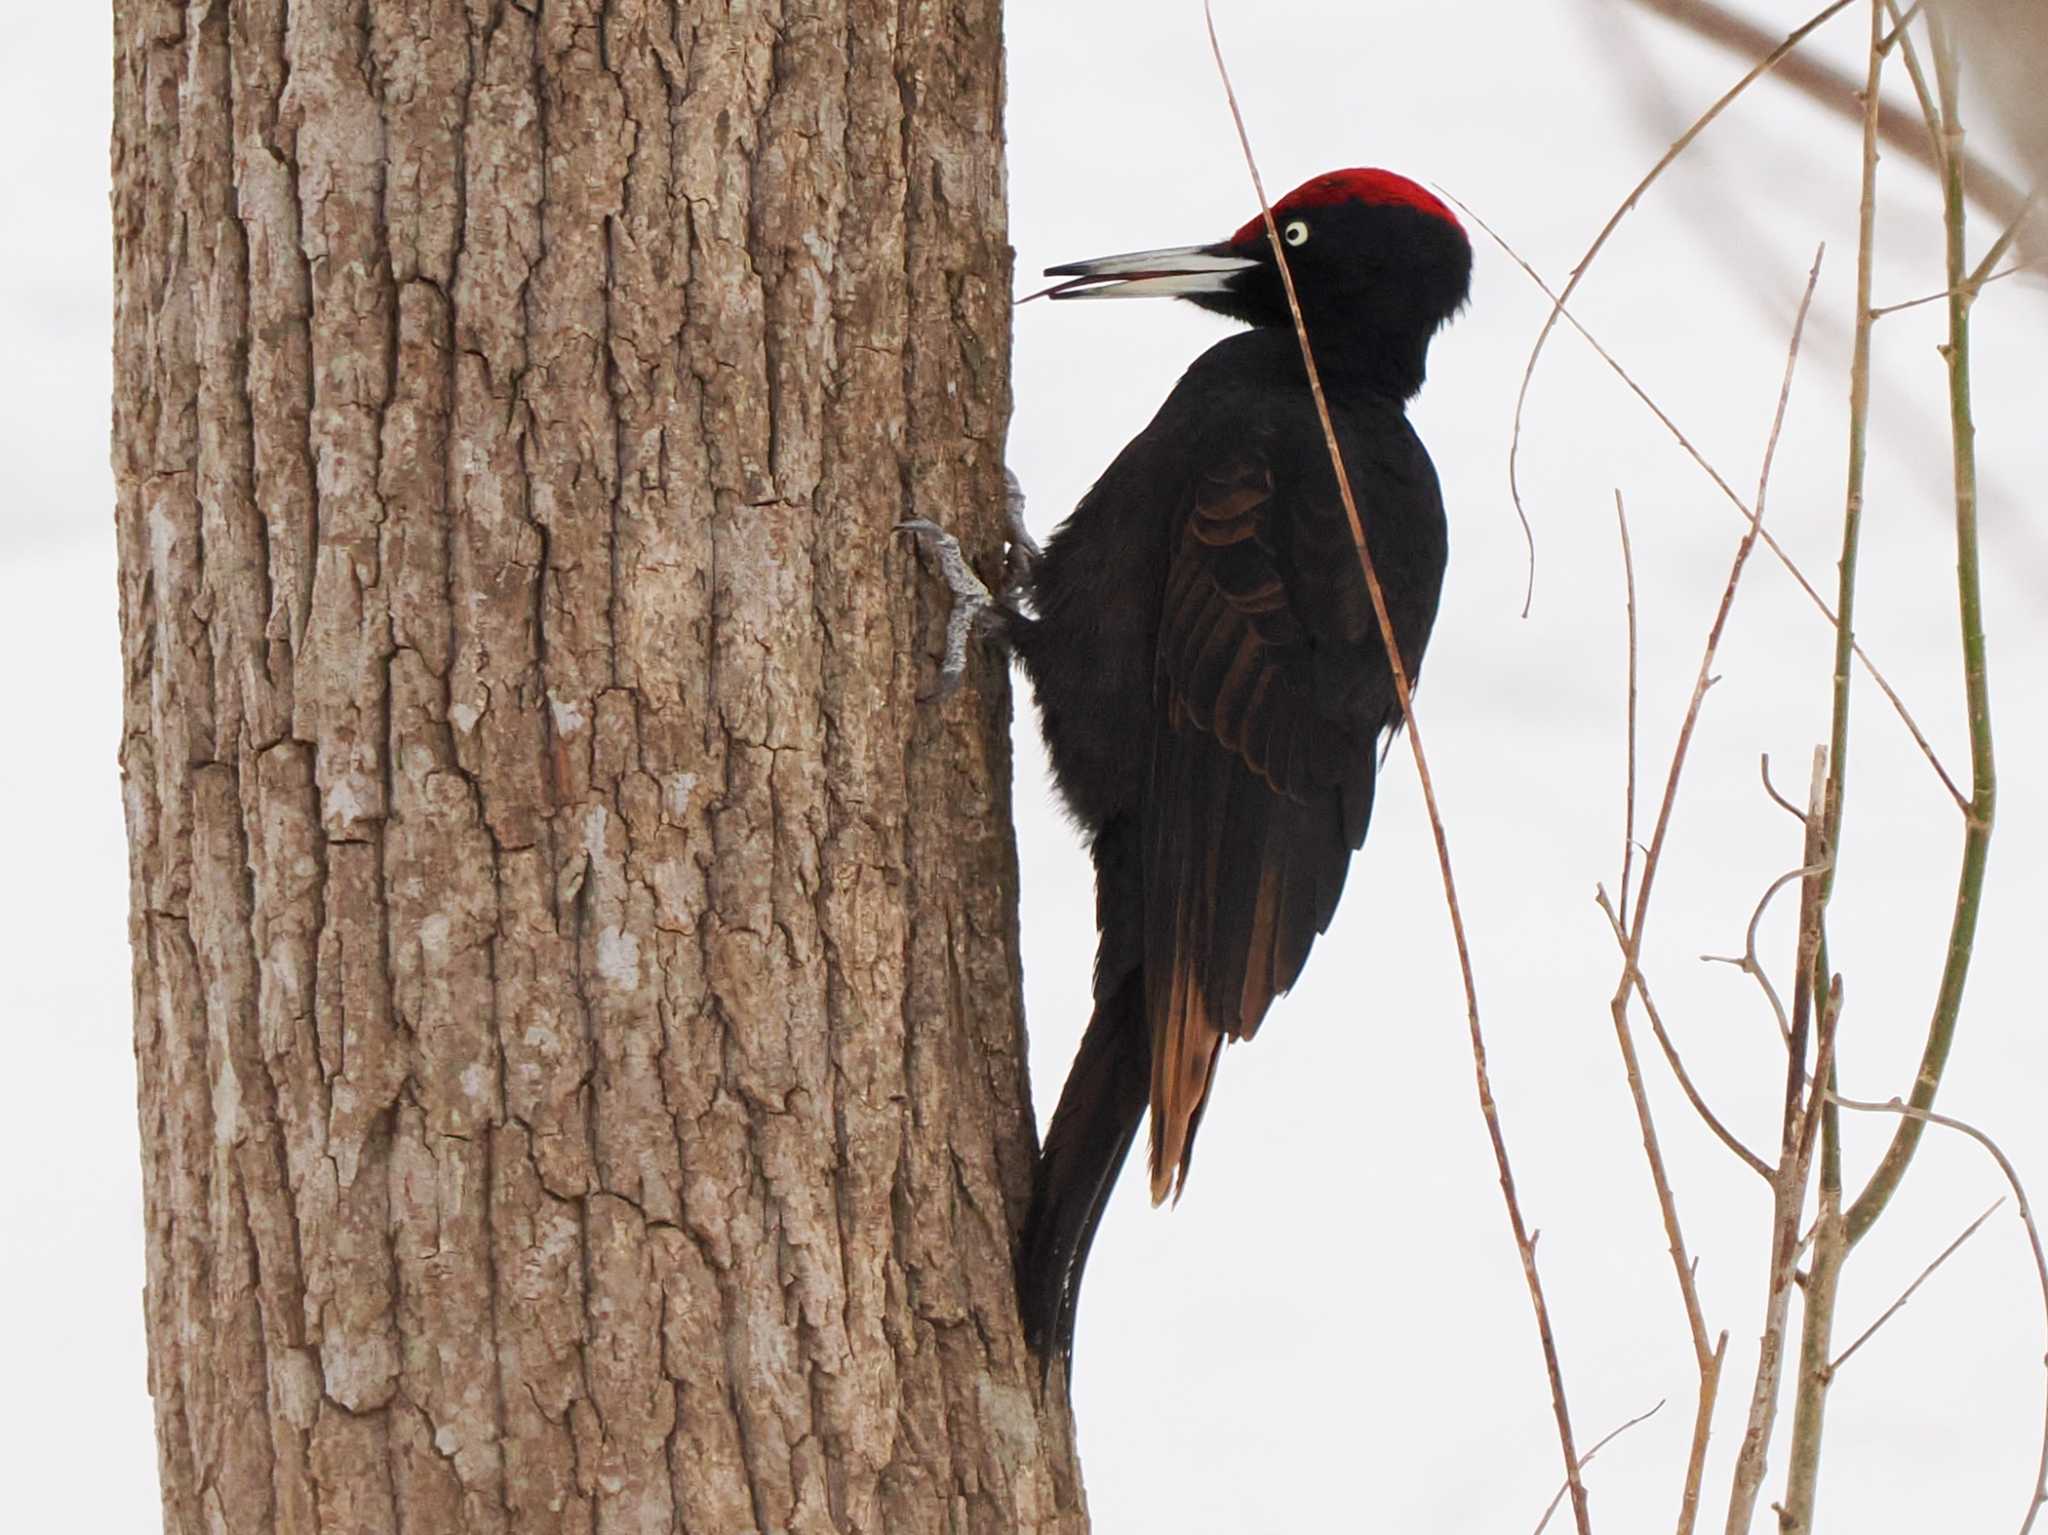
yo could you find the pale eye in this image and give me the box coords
[1283,219,1311,247]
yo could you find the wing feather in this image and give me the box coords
[1143,442,1435,1201]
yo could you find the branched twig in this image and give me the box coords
[1831,1198,2005,1373]
[1781,11,1888,1521]
[1596,891,1774,1182]
[1510,0,1854,527]
[1601,247,1822,1535]
[1203,10,1593,1532]
[1871,263,2031,318]
[1832,1095,2048,1534]
[1723,751,1834,1535]
[1615,0,2035,231]
[1699,859,1829,1048]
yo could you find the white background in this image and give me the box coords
[5,3,2045,1530]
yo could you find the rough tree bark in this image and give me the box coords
[112,2,1083,1530]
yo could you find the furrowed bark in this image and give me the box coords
[112,2,1082,1530]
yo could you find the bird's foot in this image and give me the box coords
[1002,468,1043,595]
[897,471,1040,698]
[897,517,1002,698]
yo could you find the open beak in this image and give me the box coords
[1030,242,1259,302]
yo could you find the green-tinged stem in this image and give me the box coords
[1782,1185,1847,1534]
[1844,7,1998,1248]
[1780,6,1884,1523]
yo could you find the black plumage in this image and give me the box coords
[1004,170,1473,1370]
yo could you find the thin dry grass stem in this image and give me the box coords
[1617,490,1640,918]
[1530,1401,1668,1535]
[1450,195,1967,812]
[1202,10,1592,1531]
[1594,890,1774,1182]
[1830,1198,2004,1374]
[1831,1094,2048,1534]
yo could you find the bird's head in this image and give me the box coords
[1041,168,1472,395]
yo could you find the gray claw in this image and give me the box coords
[1004,469,1043,565]
[897,518,996,695]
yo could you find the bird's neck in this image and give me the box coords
[1284,320,1431,404]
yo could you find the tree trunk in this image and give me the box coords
[112,2,1082,1530]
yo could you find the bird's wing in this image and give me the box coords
[1143,447,1400,1204]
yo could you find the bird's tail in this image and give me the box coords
[1016,965,1149,1375]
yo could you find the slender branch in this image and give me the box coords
[1833,1095,2048,1534]
[1596,891,1774,1182]
[1871,262,2030,318]
[1630,247,1823,964]
[1615,0,2033,230]
[1203,11,1593,1531]
[1530,1400,1668,1535]
[1451,195,1966,811]
[1723,753,1833,1535]
[1617,490,1641,919]
[1844,4,1999,1250]
[1780,13,1889,1523]
[1967,194,2042,293]
[1510,0,1855,529]
[1700,859,1829,1048]
[1760,754,1807,822]
[1879,0,1926,51]
[1830,1198,2004,1373]
[1882,0,1947,176]
[1599,251,1820,1535]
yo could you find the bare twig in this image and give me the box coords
[1617,490,1641,918]
[1844,4,2000,1250]
[1601,250,1823,1535]
[1882,0,1948,175]
[1831,1198,2005,1373]
[1724,754,1834,1535]
[1699,859,1829,1047]
[1451,195,1967,811]
[1631,247,1824,965]
[1595,890,1774,1182]
[1203,10,1593,1532]
[1615,0,2034,231]
[1880,0,1926,50]
[1832,1095,2048,1534]
[1510,0,1854,529]
[1781,14,1889,1522]
[1760,754,1807,822]
[1871,263,2031,318]
[1530,1400,1668,1535]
